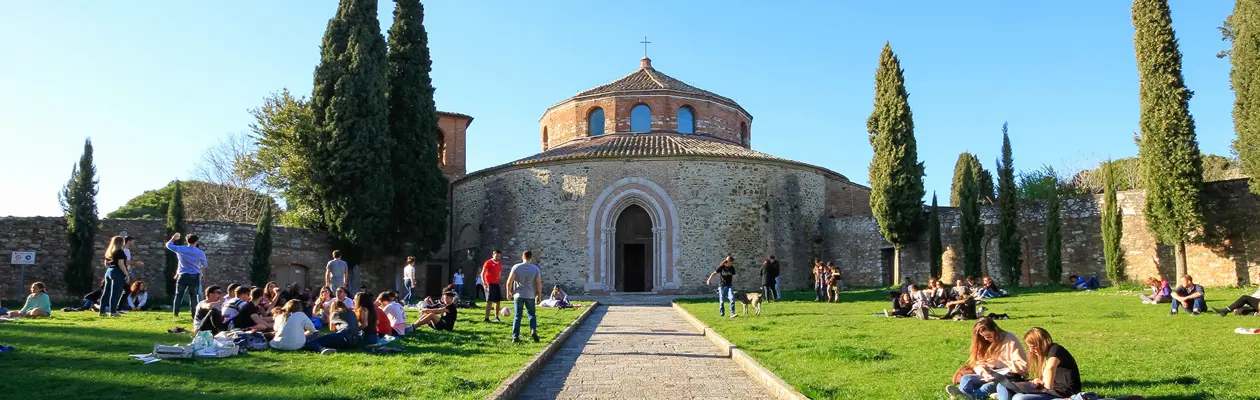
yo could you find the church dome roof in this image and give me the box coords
[560,58,750,118]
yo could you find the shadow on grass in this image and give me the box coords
[1087,376,1201,389]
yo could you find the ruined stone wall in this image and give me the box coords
[823,179,1260,288]
[452,158,828,295]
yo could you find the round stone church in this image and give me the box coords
[450,58,870,295]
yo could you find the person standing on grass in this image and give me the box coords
[995,327,1081,400]
[1170,275,1206,316]
[402,256,417,306]
[1214,272,1260,316]
[706,256,739,318]
[325,250,348,290]
[812,258,826,301]
[482,250,505,323]
[475,274,485,300]
[827,262,843,302]
[759,258,778,302]
[100,236,129,317]
[453,269,465,299]
[166,232,207,318]
[946,317,1028,400]
[769,255,782,300]
[505,250,543,343]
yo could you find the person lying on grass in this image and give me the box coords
[64,280,105,312]
[1170,275,1207,316]
[230,287,273,332]
[7,282,51,319]
[945,317,1029,400]
[1213,271,1260,317]
[995,327,1082,400]
[1140,276,1171,305]
[353,291,379,345]
[412,289,459,332]
[194,285,228,334]
[269,299,335,355]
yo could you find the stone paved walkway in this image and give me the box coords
[519,305,773,400]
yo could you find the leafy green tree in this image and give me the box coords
[959,166,984,279]
[951,153,995,206]
[108,180,276,223]
[1102,160,1126,283]
[1018,165,1062,201]
[59,139,100,296]
[1222,1,1260,194]
[1133,0,1204,277]
[867,43,926,284]
[386,0,448,257]
[1044,181,1063,284]
[248,90,324,228]
[250,205,274,286]
[312,0,393,264]
[164,180,186,297]
[997,123,1023,285]
[927,193,943,279]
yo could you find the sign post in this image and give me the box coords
[10,251,36,300]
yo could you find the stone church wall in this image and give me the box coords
[452,158,833,295]
[822,179,1260,288]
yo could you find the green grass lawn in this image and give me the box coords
[0,303,587,400]
[678,288,1260,400]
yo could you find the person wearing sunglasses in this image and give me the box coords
[193,285,229,334]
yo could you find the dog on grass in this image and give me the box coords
[735,292,763,316]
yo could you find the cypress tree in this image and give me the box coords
[1102,160,1126,283]
[249,205,274,286]
[951,153,995,206]
[959,166,984,279]
[1224,1,1260,194]
[928,193,943,279]
[164,180,186,297]
[1133,0,1204,277]
[996,123,1023,285]
[59,139,100,296]
[867,43,926,284]
[1044,181,1063,284]
[387,0,448,257]
[312,0,393,264]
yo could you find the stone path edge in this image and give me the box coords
[486,302,600,400]
[671,302,811,400]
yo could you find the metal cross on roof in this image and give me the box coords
[640,36,651,58]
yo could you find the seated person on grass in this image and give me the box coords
[977,277,1005,299]
[541,286,581,308]
[943,291,980,321]
[995,327,1082,400]
[1213,271,1260,316]
[1140,276,1171,305]
[230,287,274,332]
[66,280,105,312]
[327,286,355,314]
[378,291,407,337]
[885,289,915,318]
[413,289,459,332]
[1069,274,1099,291]
[953,279,972,298]
[945,317,1029,400]
[221,283,244,322]
[7,282,51,319]
[194,285,228,334]
[122,280,151,311]
[311,286,333,328]
[1170,275,1206,316]
[353,291,379,345]
[270,299,335,355]
[314,300,361,350]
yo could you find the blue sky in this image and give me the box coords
[0,1,1237,217]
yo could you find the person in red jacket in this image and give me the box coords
[482,250,504,323]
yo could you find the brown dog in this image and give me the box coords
[735,292,762,316]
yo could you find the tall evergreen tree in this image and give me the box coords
[249,205,274,286]
[387,0,448,257]
[59,139,100,296]
[959,166,984,279]
[927,193,943,279]
[996,123,1023,285]
[164,180,186,297]
[1044,181,1063,284]
[950,153,995,206]
[1133,0,1204,278]
[312,0,393,264]
[1223,1,1260,194]
[867,43,926,284]
[1102,160,1126,283]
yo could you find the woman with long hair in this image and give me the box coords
[100,236,129,317]
[946,317,1029,400]
[993,327,1081,400]
[313,286,333,328]
[123,280,150,311]
[270,299,334,355]
[8,282,51,318]
[353,291,379,345]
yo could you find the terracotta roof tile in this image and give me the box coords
[568,66,750,117]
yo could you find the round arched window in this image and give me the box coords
[631,104,651,132]
[678,106,695,134]
[588,108,605,136]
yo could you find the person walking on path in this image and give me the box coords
[505,250,543,343]
[166,232,207,318]
[101,236,130,317]
[402,256,417,306]
[453,269,465,299]
[482,250,505,323]
[325,250,348,290]
[760,257,778,302]
[706,256,738,318]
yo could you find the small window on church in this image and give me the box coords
[678,106,695,134]
[436,129,447,166]
[542,126,549,150]
[588,108,605,136]
[631,104,651,132]
[739,122,749,146]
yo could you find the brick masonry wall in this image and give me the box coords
[452,158,830,295]
[823,179,1260,288]
[541,94,752,151]
[438,113,471,181]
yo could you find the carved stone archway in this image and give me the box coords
[587,177,680,293]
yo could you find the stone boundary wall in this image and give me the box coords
[824,179,1260,287]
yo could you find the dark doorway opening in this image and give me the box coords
[880,248,895,287]
[425,264,444,297]
[615,205,654,292]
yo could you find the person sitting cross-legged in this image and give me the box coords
[8,282,52,319]
[193,285,228,334]
[1140,276,1171,305]
[1170,275,1207,316]
[313,300,361,350]
[1213,271,1260,317]
[413,289,459,332]
[269,299,336,355]
[943,291,980,321]
[230,287,273,332]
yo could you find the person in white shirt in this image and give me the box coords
[123,280,150,311]
[377,291,407,336]
[270,299,335,355]
[402,256,417,306]
[475,275,485,300]
[325,286,355,316]
[453,269,465,299]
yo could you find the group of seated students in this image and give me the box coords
[66,280,153,313]
[946,318,1082,400]
[189,281,463,355]
[885,277,990,320]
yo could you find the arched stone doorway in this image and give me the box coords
[615,205,654,292]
